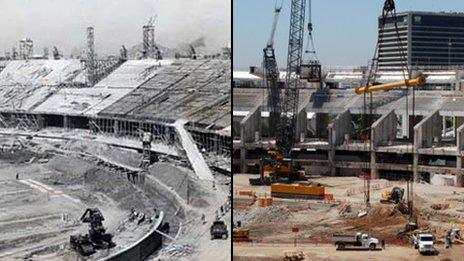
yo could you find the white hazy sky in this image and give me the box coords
[0,0,231,56]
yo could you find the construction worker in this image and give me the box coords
[381,239,385,250]
[448,231,453,248]
[15,172,19,180]
[445,232,451,248]
[201,213,206,224]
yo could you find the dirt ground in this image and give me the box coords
[0,129,231,260]
[233,173,464,260]
[233,243,464,261]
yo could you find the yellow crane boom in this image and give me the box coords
[355,76,426,95]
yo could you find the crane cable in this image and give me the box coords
[362,1,416,206]
[304,0,319,62]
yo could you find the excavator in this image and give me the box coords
[380,186,404,204]
[70,208,116,256]
[250,0,317,186]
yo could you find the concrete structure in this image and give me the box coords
[378,12,464,68]
[236,67,464,91]
[233,82,464,186]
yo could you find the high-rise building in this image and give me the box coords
[378,12,464,69]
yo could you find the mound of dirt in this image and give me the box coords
[234,206,293,225]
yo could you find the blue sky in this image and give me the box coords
[233,0,464,69]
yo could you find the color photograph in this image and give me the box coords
[232,0,464,260]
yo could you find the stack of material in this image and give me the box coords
[271,183,325,199]
[338,202,351,215]
[257,198,273,207]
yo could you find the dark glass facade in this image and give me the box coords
[377,12,464,68]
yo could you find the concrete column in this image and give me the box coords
[328,149,336,176]
[413,153,419,183]
[414,110,441,149]
[455,117,464,138]
[114,120,119,136]
[442,116,446,137]
[63,115,69,129]
[370,151,379,180]
[295,107,307,143]
[454,121,464,187]
[327,110,351,147]
[413,111,441,183]
[457,154,464,187]
[371,110,397,147]
[316,113,329,139]
[240,148,247,174]
[37,115,44,129]
[401,112,409,138]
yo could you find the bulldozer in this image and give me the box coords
[232,227,251,242]
[70,208,116,256]
[380,187,404,204]
[249,149,305,186]
[232,221,251,242]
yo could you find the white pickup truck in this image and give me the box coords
[413,233,437,255]
[332,233,380,250]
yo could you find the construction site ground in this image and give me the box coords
[233,174,464,260]
[0,128,231,260]
[233,243,464,261]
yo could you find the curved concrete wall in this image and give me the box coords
[101,211,164,261]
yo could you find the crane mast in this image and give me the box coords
[264,3,283,137]
[250,0,310,186]
[277,0,307,155]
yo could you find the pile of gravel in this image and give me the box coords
[234,206,293,225]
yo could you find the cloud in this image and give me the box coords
[0,0,230,56]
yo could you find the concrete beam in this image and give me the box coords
[414,110,441,151]
[328,110,351,147]
[413,110,441,183]
[240,105,261,143]
[371,109,397,148]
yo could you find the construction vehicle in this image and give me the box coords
[380,186,404,204]
[332,232,380,251]
[70,208,115,256]
[251,0,316,186]
[210,220,228,240]
[249,150,305,185]
[413,233,437,255]
[232,227,251,242]
[271,182,324,200]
